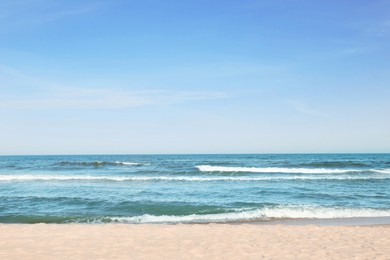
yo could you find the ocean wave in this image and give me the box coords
[2,206,389,224]
[115,161,142,166]
[375,169,390,174]
[294,161,370,168]
[196,165,389,174]
[55,161,142,167]
[104,206,390,224]
[0,174,389,182]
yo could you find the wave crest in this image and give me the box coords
[196,165,390,174]
[196,165,358,174]
[56,161,142,167]
[105,206,390,223]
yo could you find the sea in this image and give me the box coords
[0,154,390,224]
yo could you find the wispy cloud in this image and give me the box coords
[365,19,390,37]
[0,0,113,29]
[349,19,390,38]
[0,64,25,78]
[338,47,370,56]
[0,88,229,110]
[0,63,63,90]
[286,99,328,118]
[0,64,229,110]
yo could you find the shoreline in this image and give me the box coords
[1,223,389,259]
[2,216,390,226]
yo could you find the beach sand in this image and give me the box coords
[1,224,389,259]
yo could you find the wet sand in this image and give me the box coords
[257,216,390,226]
[1,224,389,259]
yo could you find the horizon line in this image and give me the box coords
[1,152,389,157]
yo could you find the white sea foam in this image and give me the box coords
[375,169,390,174]
[0,174,388,182]
[105,206,390,224]
[115,161,142,166]
[56,161,142,167]
[197,165,364,174]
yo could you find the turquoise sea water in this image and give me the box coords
[0,154,389,224]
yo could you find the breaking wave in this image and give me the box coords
[196,165,389,174]
[55,161,142,167]
[104,206,390,224]
[2,206,390,224]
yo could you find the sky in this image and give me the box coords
[0,0,389,155]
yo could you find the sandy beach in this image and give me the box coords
[0,224,389,259]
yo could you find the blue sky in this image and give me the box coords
[1,0,389,154]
